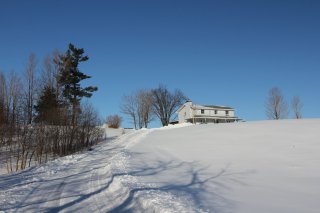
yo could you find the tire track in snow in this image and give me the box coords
[47,131,147,212]
[50,129,151,212]
[107,128,206,213]
[2,129,153,212]
[86,129,153,212]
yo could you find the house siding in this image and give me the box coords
[178,101,193,123]
[177,101,239,124]
[194,109,235,117]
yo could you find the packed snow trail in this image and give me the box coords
[0,128,202,212]
[0,130,142,212]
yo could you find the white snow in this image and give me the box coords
[104,127,134,138]
[1,119,320,212]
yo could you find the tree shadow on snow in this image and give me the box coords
[47,160,252,213]
[108,161,242,213]
[2,153,254,213]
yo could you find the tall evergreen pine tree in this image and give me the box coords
[58,43,98,125]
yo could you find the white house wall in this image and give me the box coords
[193,109,235,117]
[178,107,186,123]
[178,101,193,123]
[177,101,237,123]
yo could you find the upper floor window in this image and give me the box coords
[201,109,205,114]
[226,111,229,116]
[215,110,218,114]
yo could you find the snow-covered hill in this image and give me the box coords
[1,119,320,212]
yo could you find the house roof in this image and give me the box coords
[204,105,234,110]
[192,104,234,110]
[176,101,235,113]
[176,104,186,112]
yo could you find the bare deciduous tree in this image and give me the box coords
[0,72,6,124]
[8,71,23,125]
[42,54,55,91]
[121,89,154,129]
[79,102,103,147]
[265,87,288,120]
[24,53,37,124]
[151,85,187,126]
[120,94,138,129]
[41,50,61,96]
[137,89,154,128]
[292,96,303,119]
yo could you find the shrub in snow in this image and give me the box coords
[106,115,122,128]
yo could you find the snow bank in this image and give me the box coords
[156,123,194,130]
[104,127,134,138]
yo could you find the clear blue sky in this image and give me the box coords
[0,0,319,127]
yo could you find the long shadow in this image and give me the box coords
[45,160,241,212]
[43,161,182,212]
[6,160,183,212]
[0,166,108,212]
[1,147,252,212]
[0,159,108,191]
[108,165,229,213]
[2,158,248,213]
[0,166,46,189]
[0,144,118,190]
[44,177,114,213]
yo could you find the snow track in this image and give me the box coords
[1,127,203,212]
[0,129,172,212]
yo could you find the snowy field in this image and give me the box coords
[1,119,320,212]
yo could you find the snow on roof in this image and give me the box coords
[192,104,234,110]
[204,105,234,109]
[177,101,234,112]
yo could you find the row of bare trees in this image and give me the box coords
[265,87,303,120]
[121,86,302,127]
[121,85,187,128]
[121,89,154,129]
[0,44,103,173]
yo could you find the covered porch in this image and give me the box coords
[186,116,241,124]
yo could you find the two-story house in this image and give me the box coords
[177,100,240,124]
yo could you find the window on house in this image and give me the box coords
[226,111,229,116]
[201,109,205,114]
[215,110,218,114]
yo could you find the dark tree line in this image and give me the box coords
[121,85,187,128]
[0,44,103,173]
